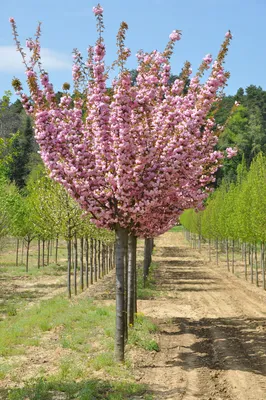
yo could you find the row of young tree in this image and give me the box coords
[0,166,115,297]
[180,153,266,290]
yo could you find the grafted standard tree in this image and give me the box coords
[10,5,233,361]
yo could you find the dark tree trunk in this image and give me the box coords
[37,239,40,269]
[25,241,30,272]
[244,242,247,280]
[143,238,153,287]
[90,238,94,284]
[226,239,229,272]
[94,239,97,282]
[47,240,50,266]
[42,240,45,267]
[251,244,254,283]
[109,245,112,272]
[74,234,78,295]
[55,235,59,265]
[85,237,89,288]
[98,240,101,279]
[115,226,128,362]
[128,235,137,326]
[262,242,265,290]
[80,237,84,291]
[255,243,258,287]
[216,239,219,266]
[21,240,24,265]
[232,239,235,274]
[102,243,106,276]
[67,237,71,299]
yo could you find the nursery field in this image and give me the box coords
[0,231,266,399]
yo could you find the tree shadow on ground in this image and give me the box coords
[158,247,201,259]
[154,262,221,292]
[0,377,150,400]
[163,316,266,376]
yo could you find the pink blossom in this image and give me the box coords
[11,5,231,238]
[92,5,103,15]
[226,147,238,158]
[9,17,15,23]
[26,39,35,50]
[225,30,232,39]
[169,30,181,42]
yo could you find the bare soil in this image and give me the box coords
[134,232,266,400]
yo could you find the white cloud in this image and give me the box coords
[0,46,71,72]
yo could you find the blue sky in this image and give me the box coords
[0,0,265,99]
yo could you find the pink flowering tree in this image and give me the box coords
[10,5,233,361]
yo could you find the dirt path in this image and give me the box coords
[136,232,266,400]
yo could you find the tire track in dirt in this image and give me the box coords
[136,232,266,400]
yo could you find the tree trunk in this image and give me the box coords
[232,239,235,274]
[90,238,94,284]
[37,239,40,269]
[143,238,152,287]
[128,235,137,326]
[74,234,78,295]
[21,239,24,265]
[251,244,254,283]
[255,243,258,287]
[216,239,219,266]
[55,235,59,265]
[85,237,89,288]
[198,234,201,252]
[94,239,97,282]
[244,242,247,280]
[103,243,106,276]
[80,237,84,291]
[98,240,101,279]
[67,237,71,298]
[16,239,19,267]
[261,242,266,290]
[226,239,229,272]
[105,243,108,275]
[42,240,45,267]
[25,241,30,272]
[115,226,128,362]
[47,240,50,266]
[109,245,112,272]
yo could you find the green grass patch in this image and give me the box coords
[0,295,156,399]
[137,262,161,299]
[128,313,159,352]
[5,377,152,400]
[169,225,183,232]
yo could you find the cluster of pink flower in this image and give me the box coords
[10,6,235,238]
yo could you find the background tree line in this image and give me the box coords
[180,153,266,290]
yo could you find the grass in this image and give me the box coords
[0,238,159,398]
[128,312,159,352]
[3,378,153,400]
[0,239,68,320]
[169,225,183,232]
[0,293,158,398]
[137,261,162,299]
